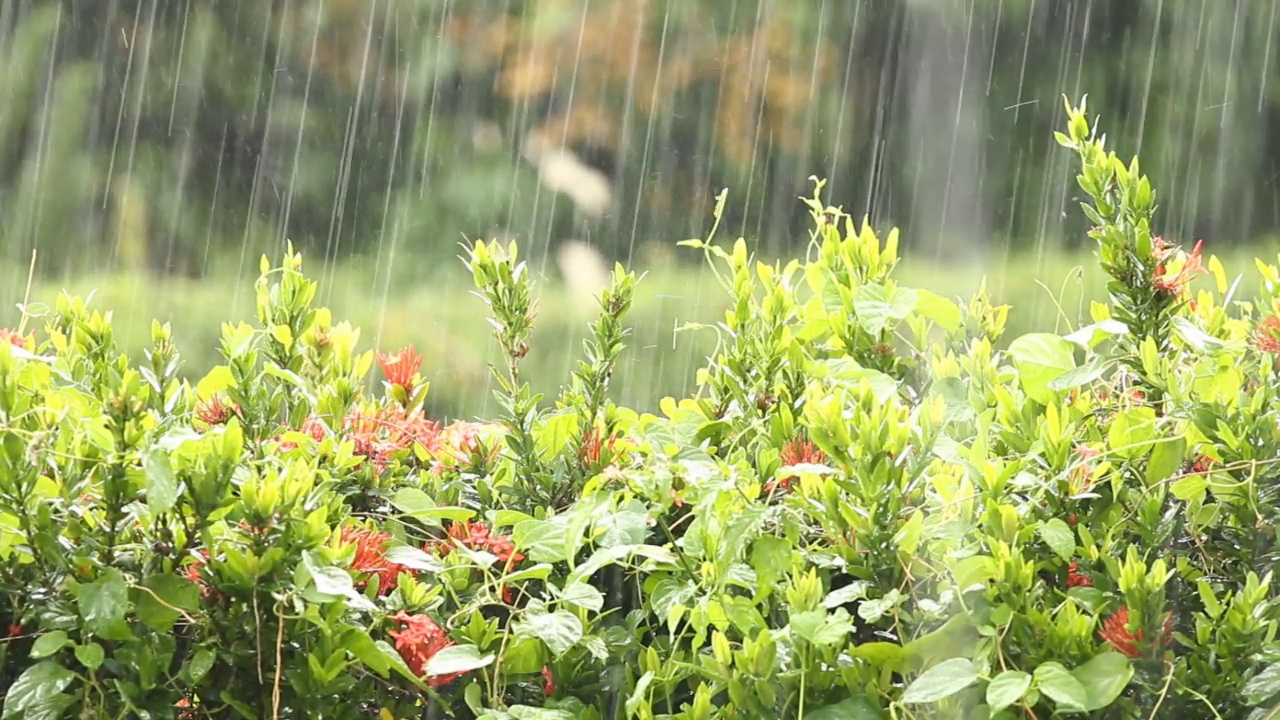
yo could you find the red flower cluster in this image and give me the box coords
[342,405,442,472]
[1253,315,1280,354]
[184,549,211,597]
[430,421,502,473]
[579,426,618,471]
[766,437,828,493]
[342,526,411,595]
[1098,605,1173,658]
[377,345,424,394]
[1192,455,1215,474]
[7,622,22,638]
[388,611,461,686]
[1152,238,1205,295]
[0,328,34,350]
[430,521,524,568]
[277,413,329,452]
[195,396,239,427]
[1067,562,1093,588]
[541,665,555,695]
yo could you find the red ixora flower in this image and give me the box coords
[184,549,211,597]
[7,622,22,638]
[579,426,619,471]
[377,345,424,393]
[278,413,328,452]
[541,665,555,695]
[195,396,239,427]
[766,437,828,493]
[1152,239,1205,295]
[1098,605,1173,658]
[429,521,524,568]
[0,328,34,350]
[1067,562,1093,588]
[341,526,410,595]
[430,421,502,473]
[1193,455,1215,474]
[1253,315,1280,354]
[388,611,462,686]
[343,404,442,472]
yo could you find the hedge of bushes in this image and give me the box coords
[4,99,1280,719]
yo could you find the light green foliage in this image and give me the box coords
[4,102,1280,720]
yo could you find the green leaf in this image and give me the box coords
[1064,320,1129,349]
[902,657,979,704]
[790,610,855,646]
[185,648,215,683]
[823,581,871,608]
[425,644,495,677]
[144,450,178,514]
[1146,436,1187,485]
[134,574,201,632]
[627,671,654,718]
[1107,407,1158,459]
[74,642,105,670]
[558,582,604,612]
[390,488,475,525]
[76,568,133,640]
[513,610,583,656]
[853,285,918,335]
[858,589,902,623]
[1244,662,1280,705]
[986,671,1032,712]
[1071,652,1133,710]
[914,289,962,333]
[803,695,886,720]
[1047,356,1112,392]
[1008,333,1076,404]
[1038,519,1076,562]
[2,661,76,718]
[384,545,445,573]
[1033,662,1089,712]
[29,631,70,659]
[513,519,568,564]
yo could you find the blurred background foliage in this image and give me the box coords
[1,0,1277,417]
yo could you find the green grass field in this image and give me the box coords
[2,243,1271,419]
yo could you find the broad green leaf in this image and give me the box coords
[986,671,1032,712]
[2,661,76,719]
[134,574,201,632]
[902,657,979,704]
[858,589,902,623]
[29,631,70,659]
[144,450,178,514]
[1107,407,1158,459]
[76,568,133,640]
[513,610,583,656]
[1146,436,1187,485]
[1038,519,1076,562]
[425,644,495,677]
[1033,662,1088,712]
[185,648,215,683]
[1008,333,1076,404]
[74,642,105,670]
[513,519,569,564]
[853,285,917,335]
[390,488,475,525]
[1047,356,1111,392]
[1064,320,1128,349]
[195,365,236,401]
[1244,662,1280,705]
[559,582,605,612]
[914,289,962,333]
[823,581,871,608]
[1070,652,1133,710]
[384,545,445,573]
[790,610,855,646]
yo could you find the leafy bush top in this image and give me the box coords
[4,98,1280,719]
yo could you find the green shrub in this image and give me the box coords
[4,97,1280,719]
